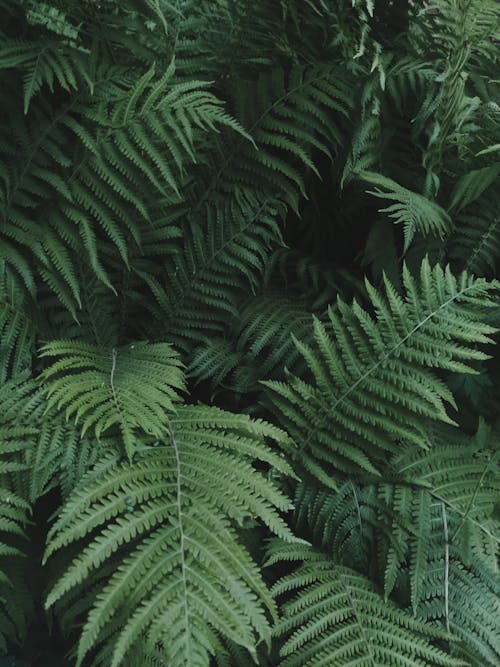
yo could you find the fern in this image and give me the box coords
[291,419,500,663]
[139,190,284,350]
[449,164,500,213]
[359,170,451,251]
[0,55,242,307]
[0,40,92,113]
[0,428,30,652]
[187,251,341,396]
[417,551,500,666]
[40,341,185,459]
[232,64,352,204]
[456,210,500,275]
[45,405,295,667]
[0,264,34,382]
[1,1,499,663]
[268,541,465,667]
[265,258,498,482]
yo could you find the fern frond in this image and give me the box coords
[418,554,500,666]
[0,57,242,307]
[140,190,284,349]
[0,555,34,653]
[45,405,295,667]
[449,164,500,214]
[0,477,30,651]
[40,341,185,458]
[232,64,353,208]
[292,420,500,663]
[186,249,343,396]
[265,259,498,482]
[269,542,465,667]
[360,170,451,251]
[0,39,92,112]
[449,180,500,275]
[0,374,106,501]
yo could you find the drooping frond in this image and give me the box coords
[268,541,465,667]
[359,170,451,251]
[265,259,498,483]
[231,64,353,206]
[41,341,185,458]
[44,405,295,667]
[0,39,92,113]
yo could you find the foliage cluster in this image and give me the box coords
[0,1,499,665]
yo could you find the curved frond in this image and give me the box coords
[360,170,451,251]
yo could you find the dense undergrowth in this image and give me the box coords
[0,1,499,665]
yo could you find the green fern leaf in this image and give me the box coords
[265,259,498,481]
[40,341,185,459]
[360,171,451,251]
[269,542,465,667]
[44,405,295,667]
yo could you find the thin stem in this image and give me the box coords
[441,502,450,633]
[169,420,192,662]
[110,348,118,405]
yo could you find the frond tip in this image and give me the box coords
[40,341,185,458]
[360,171,451,251]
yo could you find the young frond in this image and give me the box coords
[265,259,498,482]
[45,405,295,667]
[269,542,464,667]
[41,341,185,459]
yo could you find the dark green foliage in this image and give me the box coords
[268,542,466,667]
[0,1,499,665]
[265,260,498,481]
[45,407,294,667]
